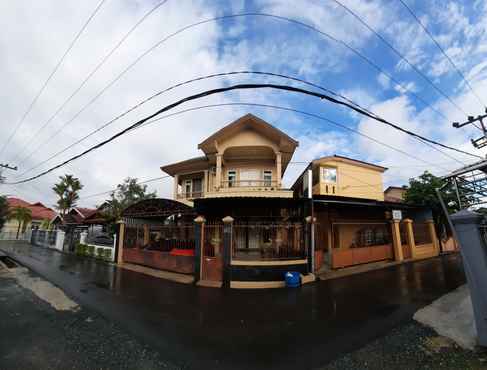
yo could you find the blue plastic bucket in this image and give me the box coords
[285,271,301,288]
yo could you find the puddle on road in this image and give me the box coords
[0,266,79,312]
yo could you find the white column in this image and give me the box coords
[55,230,65,251]
[80,231,88,245]
[216,154,222,190]
[173,174,179,200]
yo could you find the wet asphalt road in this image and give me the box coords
[0,242,466,370]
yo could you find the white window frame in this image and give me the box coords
[227,170,236,187]
[263,170,272,187]
[321,167,337,183]
[184,179,192,195]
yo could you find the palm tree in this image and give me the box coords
[40,218,51,230]
[53,174,83,216]
[8,206,32,239]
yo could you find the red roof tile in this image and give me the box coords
[7,197,56,221]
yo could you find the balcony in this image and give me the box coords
[176,191,204,201]
[208,179,293,198]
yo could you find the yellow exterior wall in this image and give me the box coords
[313,159,384,201]
[217,129,279,153]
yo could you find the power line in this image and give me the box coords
[13,11,464,169]
[137,102,455,172]
[332,0,473,120]
[9,0,170,165]
[398,0,486,109]
[0,0,108,158]
[79,175,170,201]
[6,82,481,185]
[17,70,432,178]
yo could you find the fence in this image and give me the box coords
[413,222,432,245]
[124,223,195,252]
[0,227,31,241]
[232,222,305,261]
[31,229,59,249]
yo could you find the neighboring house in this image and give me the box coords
[51,207,97,226]
[2,197,56,232]
[292,157,440,270]
[116,113,442,289]
[384,186,408,203]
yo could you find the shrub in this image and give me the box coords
[96,248,104,259]
[75,243,84,255]
[87,245,95,257]
[103,249,112,261]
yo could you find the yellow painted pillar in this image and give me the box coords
[391,220,404,262]
[143,224,150,245]
[275,151,282,188]
[117,221,125,265]
[403,219,417,259]
[173,174,179,200]
[426,220,440,255]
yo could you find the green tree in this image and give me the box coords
[53,174,83,216]
[40,218,51,230]
[0,196,8,231]
[404,171,458,232]
[103,177,156,227]
[8,206,32,239]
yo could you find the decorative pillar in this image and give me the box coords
[222,216,234,288]
[305,215,316,273]
[117,221,126,265]
[391,220,404,262]
[426,219,440,255]
[216,154,222,190]
[194,216,206,283]
[403,219,416,259]
[80,231,88,245]
[143,224,150,245]
[173,174,179,200]
[55,230,65,252]
[276,151,282,188]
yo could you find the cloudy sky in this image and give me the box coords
[1,0,486,208]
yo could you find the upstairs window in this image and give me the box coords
[184,179,192,195]
[227,170,236,187]
[263,170,272,187]
[322,167,337,183]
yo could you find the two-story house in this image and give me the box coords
[160,113,298,203]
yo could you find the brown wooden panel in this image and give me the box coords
[202,256,223,281]
[331,249,353,268]
[123,248,194,274]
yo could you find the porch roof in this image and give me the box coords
[312,195,417,209]
[122,198,196,219]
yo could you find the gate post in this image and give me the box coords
[451,210,487,346]
[222,216,234,289]
[426,219,440,255]
[391,219,404,262]
[194,216,206,283]
[403,219,417,259]
[305,216,316,273]
[117,221,126,265]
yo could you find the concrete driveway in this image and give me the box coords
[0,242,466,370]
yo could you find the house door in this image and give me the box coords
[239,169,260,186]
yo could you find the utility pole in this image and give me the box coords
[453,109,487,149]
[0,163,17,171]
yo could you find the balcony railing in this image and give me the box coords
[220,180,278,188]
[176,191,204,200]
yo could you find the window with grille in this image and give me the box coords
[263,170,272,186]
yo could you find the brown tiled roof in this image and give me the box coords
[7,197,56,221]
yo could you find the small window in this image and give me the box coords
[184,179,192,195]
[263,170,272,187]
[322,167,337,183]
[228,170,236,187]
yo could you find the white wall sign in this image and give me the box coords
[392,210,402,220]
